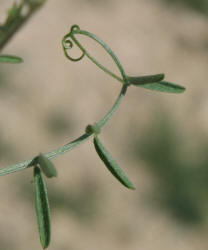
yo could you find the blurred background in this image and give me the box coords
[1,0,208,249]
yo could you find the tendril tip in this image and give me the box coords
[70,24,80,33]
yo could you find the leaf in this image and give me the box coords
[0,54,23,63]
[34,166,51,249]
[127,74,164,85]
[93,136,135,190]
[137,81,186,93]
[38,153,57,178]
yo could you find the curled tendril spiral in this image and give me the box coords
[62,26,85,62]
[70,24,80,32]
[62,38,73,50]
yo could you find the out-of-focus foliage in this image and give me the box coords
[132,111,208,225]
[49,183,101,223]
[0,0,46,51]
[161,0,208,16]
[44,111,74,137]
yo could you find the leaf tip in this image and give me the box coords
[128,184,136,190]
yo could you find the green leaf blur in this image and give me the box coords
[0,55,23,63]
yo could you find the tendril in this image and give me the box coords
[62,33,85,62]
[70,24,80,32]
[62,24,129,86]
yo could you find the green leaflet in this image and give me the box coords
[34,166,51,249]
[127,75,185,93]
[93,136,135,190]
[0,54,23,63]
[134,80,185,93]
[127,74,164,85]
[38,153,57,178]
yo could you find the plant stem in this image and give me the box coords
[0,133,92,176]
[98,84,128,128]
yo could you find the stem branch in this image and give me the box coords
[0,0,46,51]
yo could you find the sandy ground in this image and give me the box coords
[1,0,208,249]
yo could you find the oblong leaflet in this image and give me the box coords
[34,166,51,249]
[93,136,135,190]
[137,81,186,93]
[127,74,164,85]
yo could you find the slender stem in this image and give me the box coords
[46,133,92,159]
[0,133,92,176]
[98,84,128,128]
[84,50,123,84]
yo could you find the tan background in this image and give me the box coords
[1,0,208,249]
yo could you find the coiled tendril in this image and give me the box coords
[62,25,86,62]
[62,24,129,86]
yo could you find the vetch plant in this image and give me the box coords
[0,19,186,248]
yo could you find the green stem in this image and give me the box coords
[98,84,128,128]
[0,133,92,176]
[84,50,123,84]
